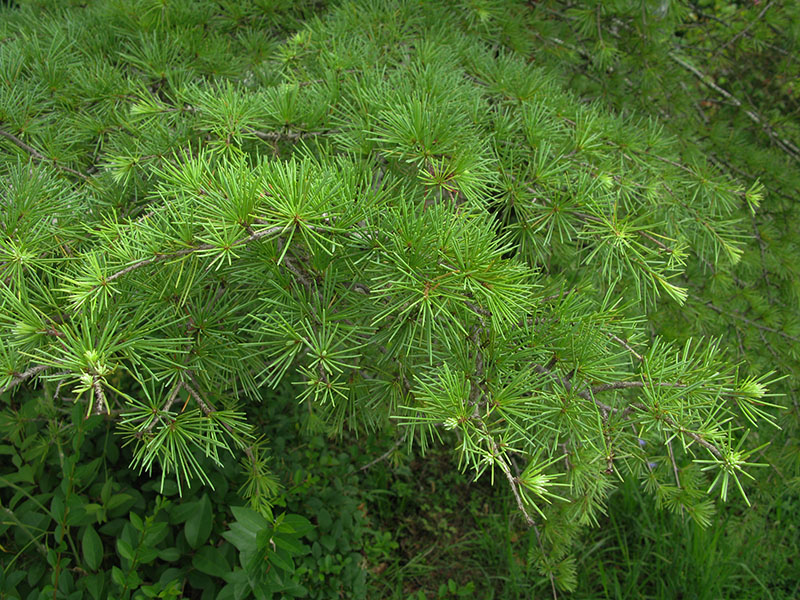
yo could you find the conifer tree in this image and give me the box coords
[0,0,785,593]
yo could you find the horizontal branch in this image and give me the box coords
[705,302,799,343]
[104,224,285,285]
[630,402,723,459]
[533,363,686,405]
[0,127,89,180]
[589,380,686,395]
[248,128,339,142]
[669,53,800,163]
[0,364,51,395]
[587,382,721,457]
[533,362,723,458]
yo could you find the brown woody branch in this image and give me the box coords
[248,128,339,142]
[356,436,405,472]
[103,224,286,285]
[706,302,799,343]
[139,383,183,438]
[0,127,89,180]
[669,53,800,163]
[532,362,724,458]
[483,426,558,598]
[606,332,644,362]
[182,377,255,461]
[0,364,51,395]
[91,378,109,415]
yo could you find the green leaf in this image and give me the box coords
[111,566,126,588]
[315,508,332,530]
[106,493,135,515]
[231,505,269,531]
[138,545,159,565]
[117,539,135,561]
[100,479,113,505]
[276,514,313,537]
[267,547,295,572]
[82,525,103,571]
[158,547,181,561]
[192,545,230,578]
[170,499,200,524]
[222,522,258,553]
[272,533,307,556]
[130,512,144,531]
[84,573,105,600]
[185,493,213,549]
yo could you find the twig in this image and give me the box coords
[483,425,559,598]
[714,0,774,56]
[472,417,538,527]
[351,282,371,295]
[279,247,313,289]
[628,402,723,459]
[589,380,686,395]
[498,450,534,526]
[103,225,285,285]
[533,362,724,458]
[0,127,89,180]
[517,174,681,253]
[750,213,772,290]
[465,299,492,321]
[601,413,615,475]
[533,363,685,402]
[248,128,338,142]
[606,332,644,362]
[0,364,51,395]
[705,302,799,342]
[540,288,575,303]
[52,373,70,402]
[91,378,109,415]
[593,383,723,459]
[141,383,183,436]
[182,377,255,460]
[560,442,571,471]
[666,439,681,489]
[669,53,800,163]
[357,437,404,472]
[637,230,674,253]
[181,379,213,415]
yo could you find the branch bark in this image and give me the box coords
[103,224,286,285]
[669,53,800,163]
[0,127,89,180]
[0,364,51,395]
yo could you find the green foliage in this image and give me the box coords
[1,0,798,598]
[523,0,800,597]
[0,384,388,599]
